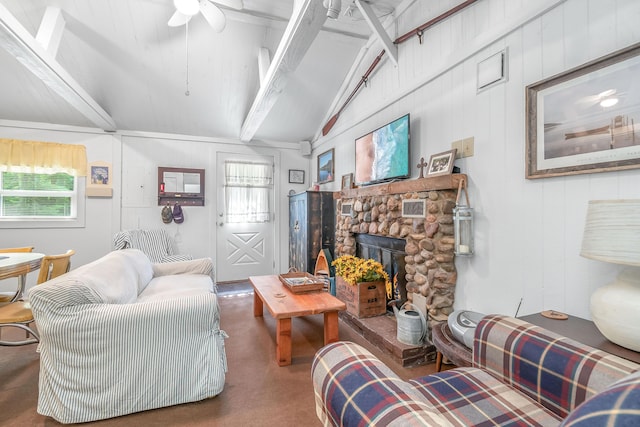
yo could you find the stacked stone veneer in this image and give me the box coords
[335,189,458,327]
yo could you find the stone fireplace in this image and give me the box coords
[334,175,466,333]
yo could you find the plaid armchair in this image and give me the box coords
[312,315,640,426]
[113,229,192,263]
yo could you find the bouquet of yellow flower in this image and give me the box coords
[332,255,391,298]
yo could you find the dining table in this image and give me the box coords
[0,252,45,302]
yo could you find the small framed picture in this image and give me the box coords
[317,148,335,183]
[426,149,457,177]
[86,161,113,197]
[288,169,305,184]
[341,173,353,190]
[402,199,426,218]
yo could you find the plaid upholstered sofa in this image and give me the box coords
[312,314,640,426]
[28,249,227,424]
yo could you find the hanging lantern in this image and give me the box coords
[453,179,474,256]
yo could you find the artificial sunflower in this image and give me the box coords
[332,255,392,297]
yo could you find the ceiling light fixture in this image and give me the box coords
[174,0,200,16]
[323,0,342,19]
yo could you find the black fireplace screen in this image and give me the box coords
[355,234,407,310]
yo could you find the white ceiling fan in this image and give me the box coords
[577,89,624,109]
[168,0,243,33]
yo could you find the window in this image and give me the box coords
[0,138,87,228]
[224,161,273,223]
[0,171,78,218]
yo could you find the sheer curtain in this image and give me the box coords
[225,161,272,223]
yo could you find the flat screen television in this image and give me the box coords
[355,114,410,186]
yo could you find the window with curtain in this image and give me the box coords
[0,139,86,221]
[225,161,272,223]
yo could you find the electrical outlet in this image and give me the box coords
[462,137,474,157]
[452,137,474,158]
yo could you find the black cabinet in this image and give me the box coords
[289,191,335,274]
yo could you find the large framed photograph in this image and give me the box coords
[317,148,335,183]
[526,43,640,179]
[426,149,457,177]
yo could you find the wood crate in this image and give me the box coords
[335,275,386,318]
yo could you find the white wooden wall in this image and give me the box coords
[0,123,309,292]
[314,0,640,318]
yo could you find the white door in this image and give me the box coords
[216,152,275,282]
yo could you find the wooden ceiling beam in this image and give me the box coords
[239,0,327,142]
[0,4,116,131]
[355,0,398,67]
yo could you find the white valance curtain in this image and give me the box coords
[0,139,87,176]
[225,161,272,223]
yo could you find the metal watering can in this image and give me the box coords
[389,300,427,345]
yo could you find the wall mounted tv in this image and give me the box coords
[355,114,410,186]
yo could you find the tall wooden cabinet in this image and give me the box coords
[289,191,335,274]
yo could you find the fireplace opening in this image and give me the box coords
[355,234,407,312]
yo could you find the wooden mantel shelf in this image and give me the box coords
[335,174,467,198]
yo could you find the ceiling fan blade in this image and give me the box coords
[168,10,191,27]
[211,0,243,10]
[200,1,226,32]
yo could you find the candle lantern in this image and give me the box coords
[454,179,474,256]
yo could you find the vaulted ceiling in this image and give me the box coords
[0,0,408,143]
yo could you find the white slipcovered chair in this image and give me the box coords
[113,229,192,263]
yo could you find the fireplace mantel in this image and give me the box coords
[335,174,467,198]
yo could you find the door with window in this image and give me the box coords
[216,153,275,282]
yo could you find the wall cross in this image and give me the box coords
[417,157,428,178]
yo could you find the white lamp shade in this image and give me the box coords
[580,199,640,266]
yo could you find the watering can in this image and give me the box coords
[389,300,427,346]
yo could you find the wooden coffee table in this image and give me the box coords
[250,275,346,366]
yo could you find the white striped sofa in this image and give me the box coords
[113,229,193,263]
[28,249,227,424]
[312,315,640,426]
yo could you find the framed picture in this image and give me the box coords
[341,173,353,189]
[526,42,640,179]
[86,161,113,197]
[426,149,457,177]
[317,148,335,183]
[402,199,426,218]
[288,169,305,184]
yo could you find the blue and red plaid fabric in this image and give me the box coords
[311,316,640,427]
[410,368,562,426]
[473,315,639,418]
[560,370,640,426]
[312,341,451,426]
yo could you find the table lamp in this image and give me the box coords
[580,199,640,351]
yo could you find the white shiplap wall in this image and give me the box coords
[0,124,309,293]
[314,0,640,318]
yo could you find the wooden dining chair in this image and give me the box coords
[0,246,35,253]
[36,249,75,284]
[0,246,35,303]
[0,249,75,346]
